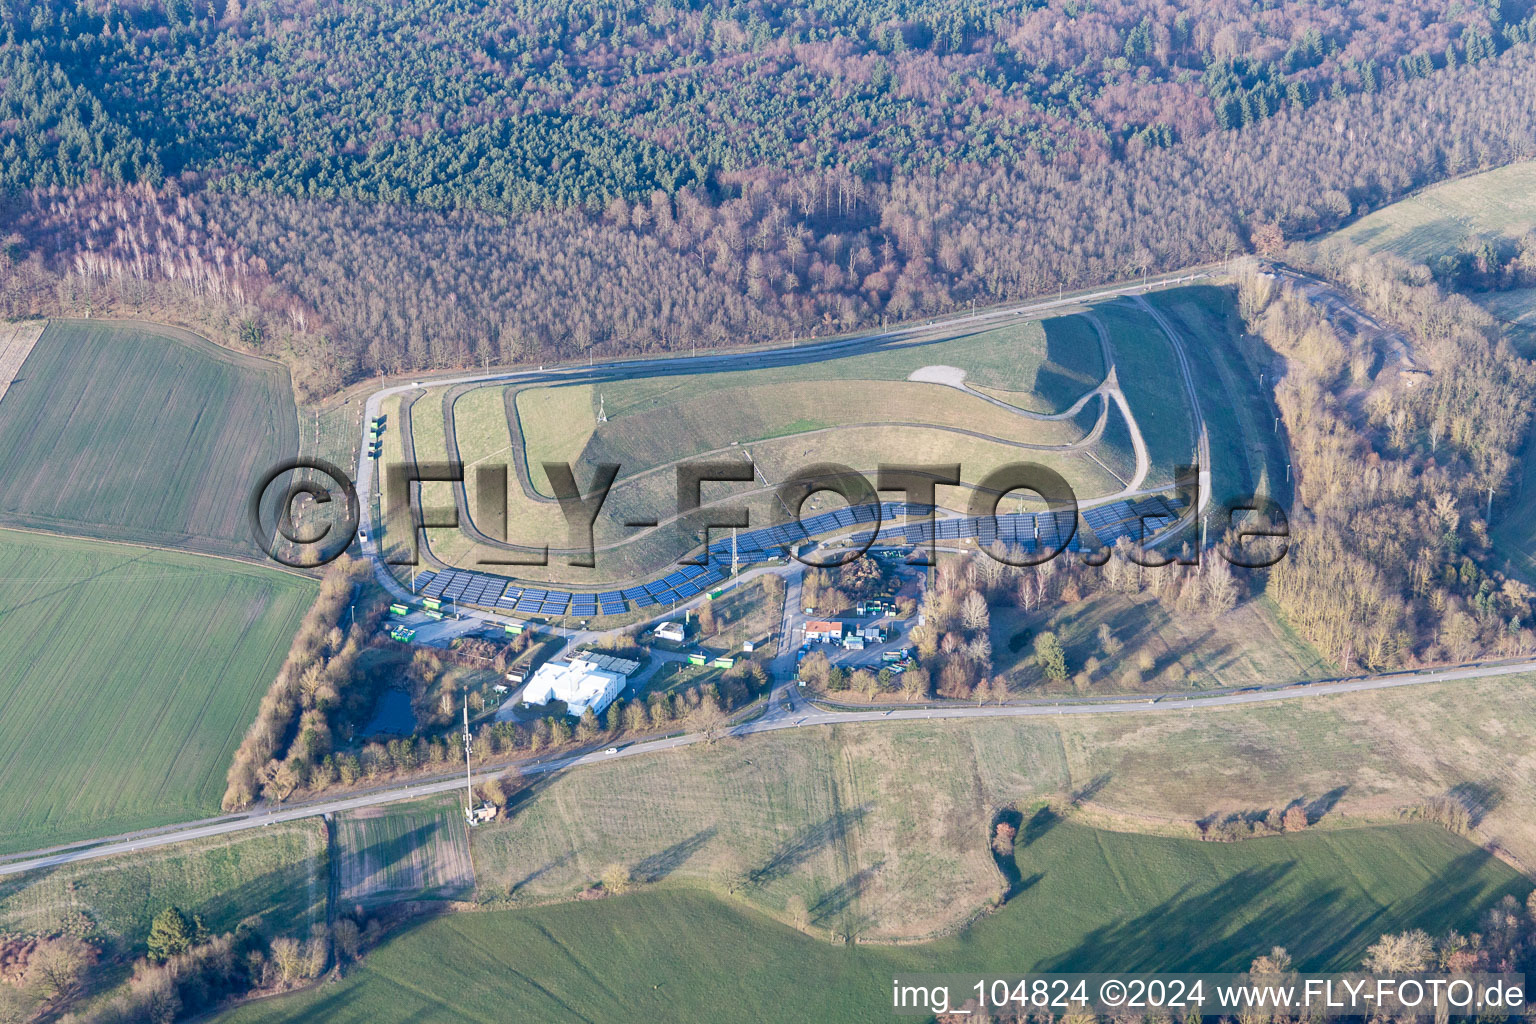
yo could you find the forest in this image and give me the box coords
[2,0,1536,392]
[1254,247,1536,668]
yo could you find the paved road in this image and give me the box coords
[4,654,1534,879]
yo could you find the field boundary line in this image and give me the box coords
[0,524,320,584]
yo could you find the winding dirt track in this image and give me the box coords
[415,301,1179,570]
[357,269,1215,599]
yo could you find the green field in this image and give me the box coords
[219,820,1523,1024]
[988,592,1326,693]
[0,319,298,559]
[0,529,316,853]
[458,671,1536,944]
[1332,161,1536,264]
[0,822,326,959]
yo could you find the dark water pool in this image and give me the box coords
[362,687,417,737]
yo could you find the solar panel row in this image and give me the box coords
[393,500,1017,620]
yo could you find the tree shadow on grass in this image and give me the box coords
[749,805,870,887]
[508,852,573,896]
[1070,775,1110,805]
[1048,843,1532,973]
[1306,786,1348,822]
[810,862,884,938]
[1447,782,1502,827]
[634,827,717,884]
[1022,806,1058,847]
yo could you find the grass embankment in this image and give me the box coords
[216,819,1523,1024]
[0,319,298,559]
[1095,302,1197,482]
[1492,427,1536,585]
[416,310,1132,581]
[396,302,1208,582]
[1145,285,1290,509]
[0,529,316,854]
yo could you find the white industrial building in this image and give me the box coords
[520,652,639,717]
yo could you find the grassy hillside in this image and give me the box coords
[1331,161,1536,264]
[405,300,1206,582]
[1494,429,1536,584]
[1096,301,1197,478]
[0,319,298,559]
[1328,161,1536,343]
[0,529,316,853]
[460,672,1536,943]
[217,821,1523,1024]
[1144,285,1289,509]
[512,314,1104,495]
[334,798,475,907]
[0,822,326,960]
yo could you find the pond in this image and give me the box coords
[362,687,417,737]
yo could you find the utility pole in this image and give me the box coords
[462,697,476,825]
[731,526,739,578]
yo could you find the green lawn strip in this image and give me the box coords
[0,821,327,959]
[1093,302,1196,482]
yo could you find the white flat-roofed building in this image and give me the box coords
[520,653,640,717]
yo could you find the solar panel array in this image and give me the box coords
[1081,495,1187,546]
[895,508,1085,553]
[398,499,1111,618]
[703,501,931,567]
